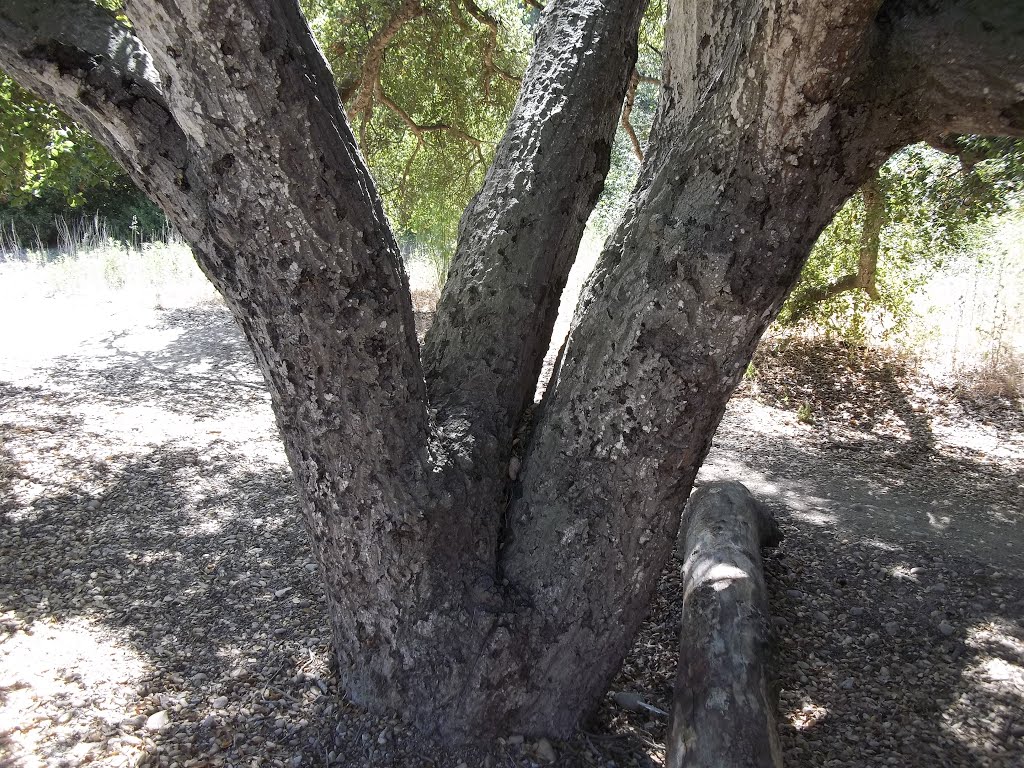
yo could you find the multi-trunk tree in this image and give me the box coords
[1,0,1021,748]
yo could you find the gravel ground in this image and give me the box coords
[1,297,1022,767]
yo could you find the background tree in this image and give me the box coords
[0,73,164,246]
[780,137,1024,339]
[306,0,533,275]
[1,0,1021,754]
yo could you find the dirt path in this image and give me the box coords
[1,300,1021,767]
[702,395,1024,572]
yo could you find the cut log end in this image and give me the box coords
[668,481,784,768]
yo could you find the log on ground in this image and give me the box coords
[667,480,784,768]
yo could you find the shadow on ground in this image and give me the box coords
[0,433,343,767]
[764,530,1024,767]
[43,305,266,418]
[701,421,1024,571]
[2,305,1022,767]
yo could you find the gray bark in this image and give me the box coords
[668,482,782,768]
[2,0,1023,747]
[423,0,649,459]
[492,0,1024,733]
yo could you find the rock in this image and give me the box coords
[938,620,955,636]
[850,607,864,616]
[534,738,557,764]
[884,622,899,636]
[786,589,803,599]
[146,710,170,731]
[506,734,524,746]
[211,696,229,709]
[840,678,855,690]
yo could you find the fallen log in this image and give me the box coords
[667,481,784,768]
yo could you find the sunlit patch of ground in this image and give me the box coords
[940,620,1024,757]
[0,617,150,767]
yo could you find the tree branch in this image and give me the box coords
[926,133,1022,173]
[377,87,483,146]
[457,0,520,100]
[345,0,426,123]
[2,1,434,590]
[880,0,1024,138]
[788,174,886,323]
[622,68,644,163]
[495,0,922,727]
[0,0,199,234]
[421,0,649,476]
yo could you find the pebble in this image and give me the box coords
[534,738,556,763]
[145,710,170,731]
[938,620,955,636]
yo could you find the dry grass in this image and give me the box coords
[0,241,218,309]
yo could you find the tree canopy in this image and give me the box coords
[0,0,672,260]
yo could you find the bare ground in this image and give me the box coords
[1,300,1022,767]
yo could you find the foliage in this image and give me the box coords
[1,0,672,272]
[0,73,164,247]
[303,0,533,279]
[779,140,1024,341]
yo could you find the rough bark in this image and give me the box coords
[0,0,456,732]
[667,482,782,768]
[0,0,651,739]
[2,0,1023,748]
[493,0,1024,733]
[422,0,649,461]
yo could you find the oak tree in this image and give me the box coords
[1,0,1021,746]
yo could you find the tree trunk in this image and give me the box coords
[2,0,1023,747]
[668,482,782,768]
